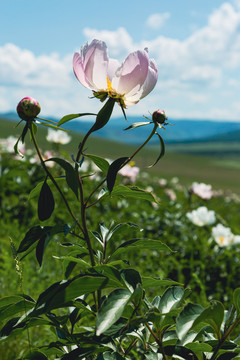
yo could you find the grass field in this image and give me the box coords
[1,117,240,193]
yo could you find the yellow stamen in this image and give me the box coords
[129,161,135,167]
[107,76,113,92]
[219,236,224,244]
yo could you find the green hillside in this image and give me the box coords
[1,117,240,193]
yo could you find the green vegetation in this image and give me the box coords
[1,116,240,359]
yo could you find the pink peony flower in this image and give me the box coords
[118,164,140,183]
[73,39,158,108]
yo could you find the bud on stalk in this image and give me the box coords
[17,97,41,121]
[152,110,167,124]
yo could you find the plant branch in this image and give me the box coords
[29,122,84,234]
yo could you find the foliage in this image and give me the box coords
[1,66,240,360]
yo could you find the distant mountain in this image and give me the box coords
[1,111,240,144]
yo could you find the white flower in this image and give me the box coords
[46,129,71,144]
[191,182,213,200]
[186,206,216,227]
[234,235,240,244]
[0,136,25,154]
[73,39,158,108]
[212,224,234,247]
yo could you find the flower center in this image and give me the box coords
[93,77,126,108]
[219,236,224,244]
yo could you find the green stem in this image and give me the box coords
[29,123,84,234]
[124,122,158,166]
[85,123,158,207]
[210,317,240,360]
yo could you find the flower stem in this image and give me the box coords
[85,122,158,207]
[29,122,84,234]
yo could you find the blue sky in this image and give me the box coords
[1,0,240,121]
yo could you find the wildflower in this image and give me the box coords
[46,129,71,144]
[73,39,158,108]
[159,178,167,187]
[186,206,216,227]
[164,188,177,201]
[191,182,213,200]
[0,136,25,154]
[17,97,41,121]
[118,163,140,183]
[212,224,234,246]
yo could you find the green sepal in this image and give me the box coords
[91,97,115,132]
[148,132,165,168]
[124,121,151,130]
[58,112,96,126]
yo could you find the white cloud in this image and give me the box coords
[146,12,171,30]
[1,2,240,121]
[83,27,134,58]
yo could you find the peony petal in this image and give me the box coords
[139,59,158,100]
[107,58,120,82]
[111,50,149,95]
[83,40,109,90]
[73,52,92,89]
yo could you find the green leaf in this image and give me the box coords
[159,287,185,314]
[0,300,35,323]
[34,274,109,313]
[36,233,51,266]
[97,352,125,360]
[142,277,181,289]
[18,224,65,263]
[192,301,224,337]
[233,288,240,315]
[148,132,165,168]
[107,157,128,193]
[54,255,91,269]
[38,178,55,221]
[176,303,203,342]
[23,350,48,360]
[38,122,70,131]
[91,97,115,132]
[58,112,96,126]
[85,154,110,174]
[96,288,132,335]
[120,268,142,293]
[164,345,198,360]
[110,185,158,203]
[185,342,212,353]
[93,265,124,288]
[0,295,28,309]
[111,239,172,259]
[45,157,79,199]
[14,136,25,158]
[124,121,151,130]
[28,178,64,200]
[17,226,47,253]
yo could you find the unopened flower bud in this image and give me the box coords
[152,110,167,124]
[17,97,41,121]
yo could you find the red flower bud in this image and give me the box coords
[152,110,167,124]
[17,97,41,121]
